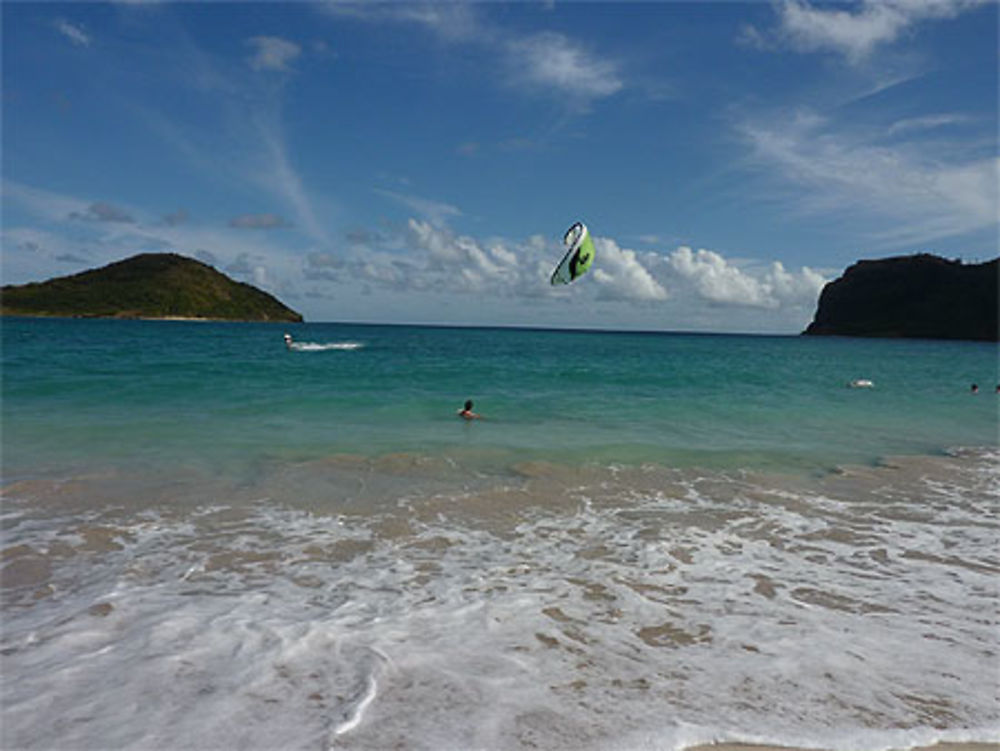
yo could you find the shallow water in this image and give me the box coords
[2,318,998,750]
[4,318,997,476]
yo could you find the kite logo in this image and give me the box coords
[551,221,596,286]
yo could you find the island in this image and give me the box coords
[1,253,303,323]
[803,254,998,341]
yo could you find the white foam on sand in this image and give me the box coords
[1,451,998,750]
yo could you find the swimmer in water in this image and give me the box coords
[284,333,293,350]
[457,399,482,420]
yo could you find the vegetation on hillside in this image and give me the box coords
[1,253,303,322]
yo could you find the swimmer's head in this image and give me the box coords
[464,400,473,411]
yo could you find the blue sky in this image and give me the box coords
[3,1,997,332]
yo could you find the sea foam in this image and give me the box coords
[2,451,997,750]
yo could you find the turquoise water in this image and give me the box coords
[2,317,998,751]
[3,317,997,479]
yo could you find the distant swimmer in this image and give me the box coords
[458,399,483,420]
[284,333,294,350]
[849,379,874,388]
[971,383,979,394]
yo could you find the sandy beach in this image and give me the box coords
[689,743,999,751]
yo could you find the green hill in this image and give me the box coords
[1,253,304,322]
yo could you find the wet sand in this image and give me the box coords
[688,743,999,751]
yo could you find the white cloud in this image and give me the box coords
[319,2,484,43]
[376,190,462,228]
[246,36,302,72]
[254,118,330,244]
[341,219,822,319]
[489,243,517,267]
[55,19,91,47]
[321,4,625,108]
[591,239,668,302]
[406,219,513,290]
[738,111,998,246]
[392,3,483,42]
[504,32,623,103]
[328,219,541,298]
[756,0,986,62]
[887,113,974,136]
[668,247,825,309]
[398,220,673,303]
[766,260,828,305]
[670,247,775,308]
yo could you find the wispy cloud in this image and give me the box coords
[3,180,90,221]
[320,2,483,43]
[229,213,292,229]
[70,202,135,223]
[886,113,974,136]
[252,117,330,244]
[747,0,987,63]
[504,32,623,105]
[56,253,90,265]
[375,189,462,228]
[162,209,189,227]
[321,3,625,108]
[389,3,483,42]
[129,27,328,247]
[2,181,308,300]
[55,19,91,47]
[246,36,302,72]
[737,110,998,247]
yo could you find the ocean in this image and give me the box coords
[2,317,998,751]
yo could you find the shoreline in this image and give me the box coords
[688,744,999,751]
[0,312,297,323]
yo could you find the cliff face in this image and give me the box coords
[1,253,304,322]
[804,254,998,341]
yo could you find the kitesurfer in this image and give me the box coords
[458,399,482,420]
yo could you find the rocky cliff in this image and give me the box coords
[804,254,997,341]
